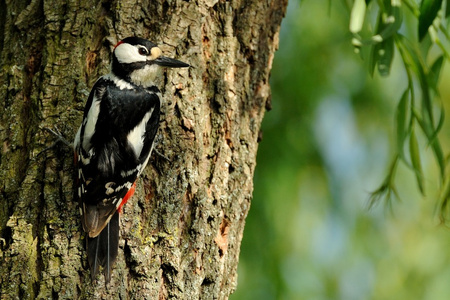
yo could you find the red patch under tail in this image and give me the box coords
[117,182,136,213]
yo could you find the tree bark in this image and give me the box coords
[0,0,286,298]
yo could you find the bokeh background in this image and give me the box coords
[232,1,450,299]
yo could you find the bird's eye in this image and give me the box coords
[138,47,148,56]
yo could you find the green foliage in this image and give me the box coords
[234,0,450,299]
[349,0,450,214]
[419,0,443,41]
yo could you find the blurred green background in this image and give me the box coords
[232,1,450,299]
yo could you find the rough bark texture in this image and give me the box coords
[0,0,286,298]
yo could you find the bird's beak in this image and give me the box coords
[153,56,190,68]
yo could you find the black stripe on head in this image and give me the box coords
[119,37,158,52]
[111,56,146,80]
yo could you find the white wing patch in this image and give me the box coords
[127,109,154,158]
[74,126,81,150]
[105,182,115,195]
[137,144,154,177]
[120,165,141,178]
[82,94,101,151]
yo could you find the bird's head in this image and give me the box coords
[111,37,189,88]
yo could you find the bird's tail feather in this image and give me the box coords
[87,212,120,283]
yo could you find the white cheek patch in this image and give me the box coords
[114,43,146,64]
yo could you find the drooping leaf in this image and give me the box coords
[428,55,444,92]
[376,36,395,76]
[419,32,433,58]
[375,2,403,41]
[396,35,435,138]
[440,174,450,222]
[369,156,399,209]
[447,0,450,18]
[403,0,421,17]
[395,35,423,77]
[423,56,446,159]
[427,126,445,179]
[409,126,424,194]
[418,0,443,41]
[369,3,401,76]
[414,110,446,179]
[368,12,384,76]
[426,101,445,176]
[396,89,410,163]
[350,0,367,34]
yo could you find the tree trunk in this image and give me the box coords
[0,0,286,298]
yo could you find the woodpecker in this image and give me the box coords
[74,37,189,282]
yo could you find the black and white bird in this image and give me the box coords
[74,36,189,282]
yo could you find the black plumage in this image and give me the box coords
[87,212,120,282]
[74,36,188,283]
[76,77,160,281]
